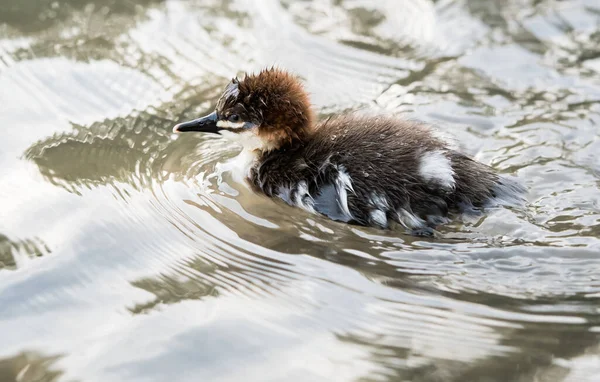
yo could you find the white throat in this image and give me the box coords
[219,130,269,151]
[217,130,275,183]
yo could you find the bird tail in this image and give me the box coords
[489,174,527,208]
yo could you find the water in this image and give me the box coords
[0,0,599,381]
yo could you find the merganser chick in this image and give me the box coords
[173,68,525,235]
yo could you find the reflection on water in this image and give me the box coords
[1,0,600,381]
[0,351,64,382]
[0,234,51,270]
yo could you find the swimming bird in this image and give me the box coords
[173,68,525,235]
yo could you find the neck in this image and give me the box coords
[220,129,309,182]
[257,111,314,149]
[258,127,313,153]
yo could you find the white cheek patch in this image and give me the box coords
[216,120,247,129]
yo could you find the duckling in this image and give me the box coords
[173,68,525,235]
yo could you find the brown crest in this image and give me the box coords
[236,68,314,147]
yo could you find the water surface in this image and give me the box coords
[1,0,600,381]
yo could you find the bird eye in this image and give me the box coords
[228,114,240,122]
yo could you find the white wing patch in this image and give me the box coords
[335,166,355,221]
[368,193,389,227]
[294,181,315,213]
[397,208,426,229]
[369,193,389,210]
[370,209,387,227]
[419,150,455,190]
